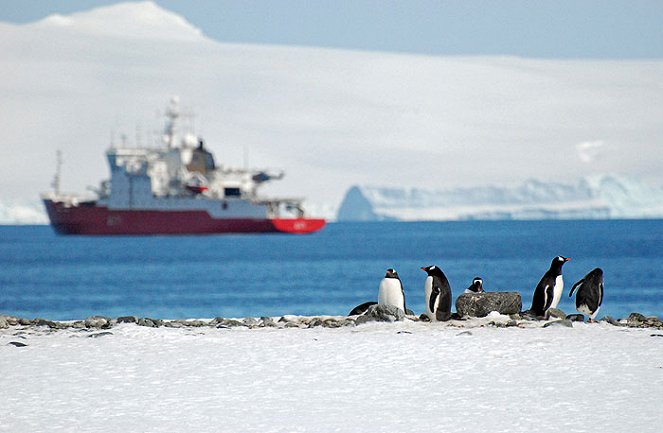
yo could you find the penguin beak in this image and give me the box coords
[420,266,426,271]
[565,257,571,261]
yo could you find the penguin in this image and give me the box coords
[569,268,604,322]
[421,265,453,321]
[348,301,377,316]
[529,256,571,316]
[377,268,406,313]
[464,277,484,294]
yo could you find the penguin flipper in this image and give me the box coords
[543,284,555,311]
[429,288,440,314]
[597,282,604,307]
[569,278,584,298]
[400,280,407,314]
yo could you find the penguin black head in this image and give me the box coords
[384,268,400,279]
[468,277,484,293]
[421,265,444,277]
[551,256,570,266]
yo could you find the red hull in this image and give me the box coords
[43,200,325,235]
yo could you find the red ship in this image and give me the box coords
[42,98,325,235]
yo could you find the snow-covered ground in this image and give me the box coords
[2,320,662,432]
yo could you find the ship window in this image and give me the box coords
[224,187,241,197]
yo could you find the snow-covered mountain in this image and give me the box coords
[337,175,663,221]
[1,1,663,223]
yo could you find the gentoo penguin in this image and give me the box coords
[348,301,377,316]
[464,277,484,294]
[569,268,604,322]
[421,265,453,321]
[530,256,571,316]
[377,268,406,313]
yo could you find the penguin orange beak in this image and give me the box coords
[565,257,571,261]
[420,266,426,271]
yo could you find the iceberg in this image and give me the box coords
[337,175,663,221]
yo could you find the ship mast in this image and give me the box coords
[51,149,63,195]
[164,96,180,149]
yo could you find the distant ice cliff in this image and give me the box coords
[337,175,663,221]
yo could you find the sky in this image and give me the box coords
[1,0,663,59]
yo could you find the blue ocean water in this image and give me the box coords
[1,220,662,321]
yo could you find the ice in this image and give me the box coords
[1,322,662,432]
[338,175,663,221]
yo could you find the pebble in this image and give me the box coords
[1,311,663,332]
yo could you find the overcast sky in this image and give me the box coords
[1,0,662,58]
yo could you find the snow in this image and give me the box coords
[2,321,662,432]
[337,175,663,221]
[1,3,663,222]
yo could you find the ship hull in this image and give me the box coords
[43,199,325,235]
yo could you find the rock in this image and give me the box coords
[0,316,8,329]
[84,316,112,329]
[645,316,663,329]
[88,331,113,338]
[18,317,32,326]
[545,308,567,320]
[116,316,138,324]
[307,318,323,328]
[243,317,259,328]
[543,319,573,328]
[354,315,373,326]
[8,341,28,347]
[71,321,85,329]
[164,321,184,328]
[627,312,647,328]
[215,318,246,328]
[566,314,585,322]
[32,318,58,328]
[601,316,622,327]
[365,304,405,322]
[137,317,162,328]
[259,317,277,327]
[455,292,522,318]
[418,314,431,322]
[323,318,343,328]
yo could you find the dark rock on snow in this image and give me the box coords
[8,341,28,347]
[566,314,585,322]
[84,316,112,329]
[455,292,522,318]
[543,319,574,328]
[545,308,567,320]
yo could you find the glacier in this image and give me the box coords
[337,175,663,221]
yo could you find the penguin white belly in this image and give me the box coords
[550,275,564,309]
[378,278,405,311]
[578,304,600,319]
[423,276,436,321]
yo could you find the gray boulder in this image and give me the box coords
[455,292,522,318]
[545,308,567,320]
[0,315,8,329]
[543,319,574,328]
[84,316,112,329]
[364,304,405,323]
